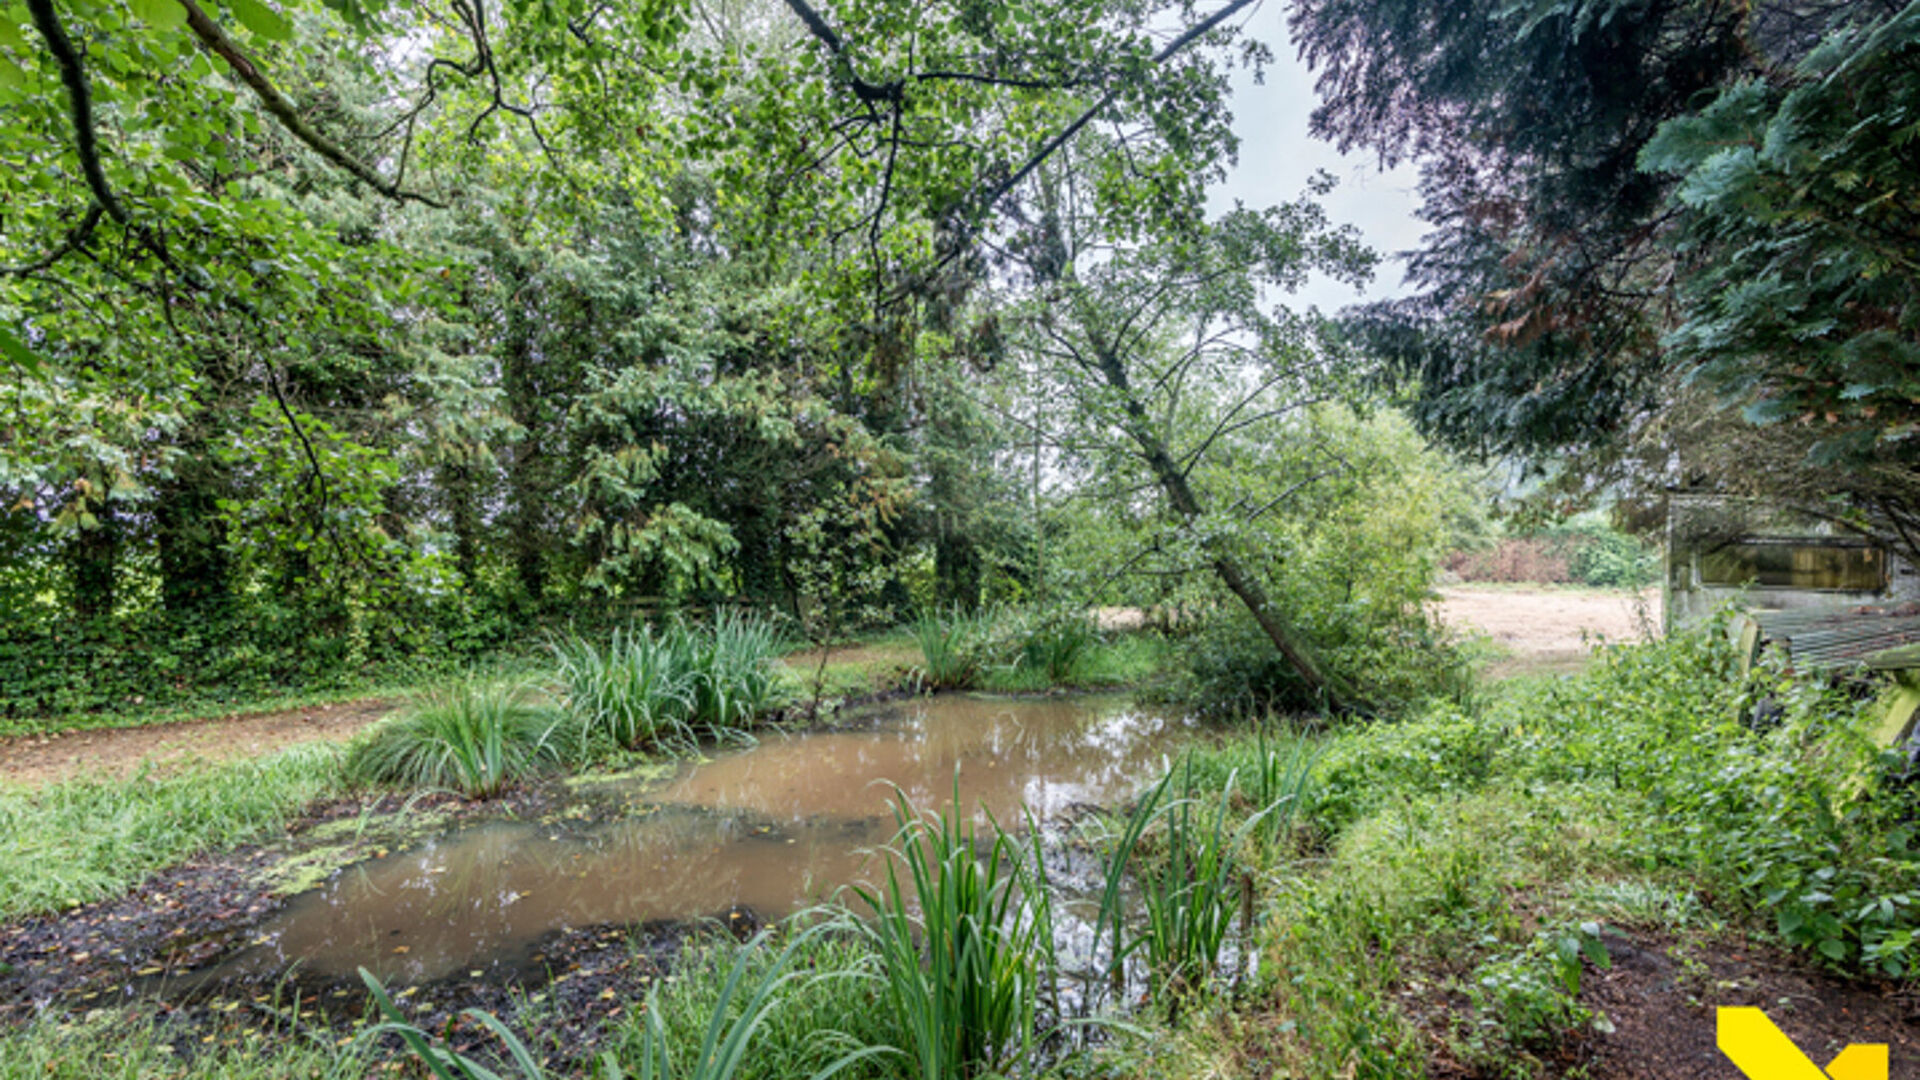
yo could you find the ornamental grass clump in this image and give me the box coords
[670,611,783,733]
[345,680,561,798]
[853,787,1054,1080]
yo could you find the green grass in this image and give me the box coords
[0,1007,364,1080]
[344,680,564,798]
[0,654,553,743]
[0,743,343,919]
[622,926,903,1080]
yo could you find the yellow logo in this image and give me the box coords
[1718,1007,1887,1080]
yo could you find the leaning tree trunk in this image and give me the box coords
[1087,341,1341,706]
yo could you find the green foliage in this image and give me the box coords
[1132,763,1261,1001]
[553,625,699,754]
[909,607,989,691]
[0,1008,363,1080]
[670,612,784,733]
[1464,923,1607,1053]
[360,967,565,1080]
[1311,621,1920,977]
[971,606,1103,686]
[0,745,342,919]
[852,787,1052,1080]
[344,681,562,798]
[365,926,886,1080]
[1641,6,1920,467]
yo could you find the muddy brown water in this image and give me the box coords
[195,694,1191,986]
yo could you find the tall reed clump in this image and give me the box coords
[344,681,562,799]
[1134,759,1259,1001]
[1090,749,1313,1011]
[552,625,697,754]
[553,614,783,754]
[670,611,783,732]
[853,788,1053,1080]
[910,607,987,690]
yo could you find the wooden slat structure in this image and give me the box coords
[1732,604,1920,750]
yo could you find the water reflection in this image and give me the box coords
[202,695,1187,984]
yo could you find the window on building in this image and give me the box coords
[1697,541,1887,591]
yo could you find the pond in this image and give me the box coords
[195,694,1193,986]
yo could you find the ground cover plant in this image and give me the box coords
[1134,620,1920,1075]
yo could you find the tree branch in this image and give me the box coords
[27,0,128,225]
[1,205,103,277]
[174,0,446,207]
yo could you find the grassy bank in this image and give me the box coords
[0,746,345,919]
[10,618,1909,1077]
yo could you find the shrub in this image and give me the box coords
[344,681,561,798]
[1464,923,1608,1054]
[1170,605,1470,719]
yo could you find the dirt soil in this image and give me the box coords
[1572,929,1919,1079]
[0,698,398,790]
[1435,586,1659,679]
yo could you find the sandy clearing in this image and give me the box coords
[1435,585,1659,678]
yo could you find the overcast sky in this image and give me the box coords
[1205,2,1428,314]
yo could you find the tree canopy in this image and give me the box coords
[1294,0,1920,543]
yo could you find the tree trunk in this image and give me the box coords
[67,501,116,622]
[1087,339,1339,704]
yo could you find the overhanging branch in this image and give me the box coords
[175,0,447,207]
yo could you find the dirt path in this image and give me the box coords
[0,698,398,790]
[1435,585,1659,678]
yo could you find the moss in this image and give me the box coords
[562,761,677,790]
[250,805,452,897]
